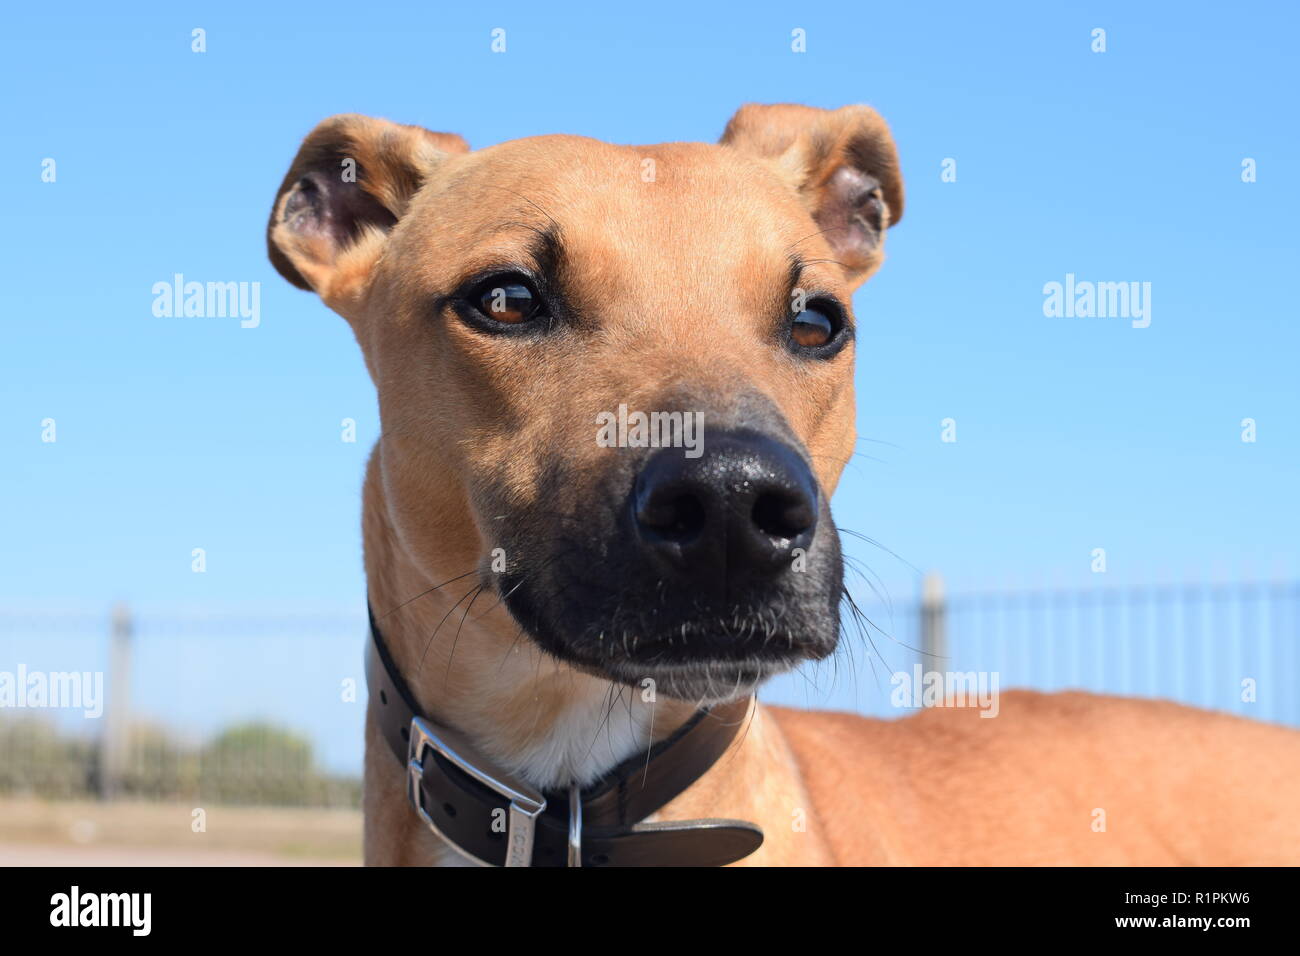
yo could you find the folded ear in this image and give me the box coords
[266,114,468,314]
[721,103,903,287]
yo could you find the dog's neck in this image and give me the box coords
[360,451,699,790]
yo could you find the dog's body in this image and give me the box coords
[268,104,1300,866]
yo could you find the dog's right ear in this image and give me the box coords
[267,114,468,315]
[721,103,903,288]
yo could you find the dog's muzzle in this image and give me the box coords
[495,426,843,697]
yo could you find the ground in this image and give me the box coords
[0,797,360,866]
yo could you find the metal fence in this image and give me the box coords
[876,576,1300,727]
[0,605,366,809]
[2,579,1297,809]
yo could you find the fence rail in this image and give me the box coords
[0,605,367,809]
[925,578,1300,726]
[2,579,1297,808]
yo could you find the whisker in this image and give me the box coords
[417,582,483,675]
[444,585,488,682]
[839,526,924,577]
[375,568,480,621]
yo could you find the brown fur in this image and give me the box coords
[267,104,1300,866]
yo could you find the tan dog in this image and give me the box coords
[267,103,1300,865]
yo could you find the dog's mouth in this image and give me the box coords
[588,657,794,704]
[496,570,840,703]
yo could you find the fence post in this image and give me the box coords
[100,602,133,799]
[921,573,948,702]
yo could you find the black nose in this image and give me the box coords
[632,430,819,582]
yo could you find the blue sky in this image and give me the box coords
[2,3,1297,764]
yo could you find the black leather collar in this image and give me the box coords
[366,604,764,867]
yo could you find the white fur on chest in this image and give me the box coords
[510,682,658,790]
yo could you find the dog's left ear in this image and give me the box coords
[267,114,469,319]
[721,103,903,287]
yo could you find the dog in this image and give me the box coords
[266,103,1300,865]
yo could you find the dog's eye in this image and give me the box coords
[475,277,542,324]
[786,298,851,358]
[791,306,838,349]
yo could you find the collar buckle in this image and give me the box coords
[406,715,547,866]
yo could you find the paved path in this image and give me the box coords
[0,843,356,866]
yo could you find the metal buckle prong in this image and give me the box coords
[567,783,582,867]
[406,716,546,867]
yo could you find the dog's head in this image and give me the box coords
[268,104,902,701]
